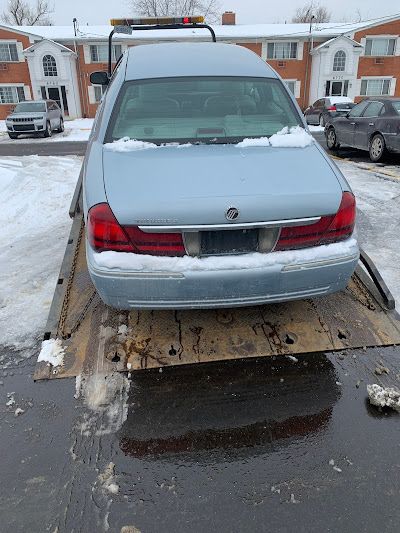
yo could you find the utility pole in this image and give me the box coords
[304,14,316,109]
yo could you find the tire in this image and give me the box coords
[43,121,52,138]
[319,114,325,127]
[8,133,18,139]
[57,117,64,133]
[326,127,340,151]
[369,133,386,162]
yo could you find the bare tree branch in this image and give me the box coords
[292,1,330,23]
[1,0,54,26]
[128,0,222,24]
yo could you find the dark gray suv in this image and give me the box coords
[5,99,64,139]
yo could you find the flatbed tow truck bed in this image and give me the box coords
[34,172,400,380]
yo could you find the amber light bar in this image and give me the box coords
[110,16,204,26]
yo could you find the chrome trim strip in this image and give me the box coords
[281,252,359,272]
[138,217,321,233]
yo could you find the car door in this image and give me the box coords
[337,100,369,146]
[353,101,385,150]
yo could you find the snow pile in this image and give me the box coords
[37,338,65,367]
[236,126,314,149]
[367,384,400,412]
[93,238,358,272]
[79,372,130,436]
[308,125,325,132]
[0,156,81,350]
[104,137,158,152]
[98,462,119,495]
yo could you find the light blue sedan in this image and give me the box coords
[83,42,358,310]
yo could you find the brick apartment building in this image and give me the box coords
[0,11,399,119]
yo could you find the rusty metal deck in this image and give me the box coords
[34,216,400,380]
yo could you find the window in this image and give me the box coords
[360,79,391,96]
[90,45,122,63]
[43,55,57,77]
[333,50,346,71]
[14,101,45,112]
[0,43,18,62]
[363,101,385,117]
[106,76,302,144]
[392,101,400,115]
[0,86,25,104]
[93,84,105,102]
[267,42,297,59]
[284,80,296,95]
[365,38,396,56]
[348,100,370,117]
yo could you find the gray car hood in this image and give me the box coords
[102,143,343,226]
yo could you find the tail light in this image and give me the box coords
[87,203,185,256]
[275,192,355,251]
[327,105,337,111]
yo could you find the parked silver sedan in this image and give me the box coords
[5,99,64,139]
[83,42,359,310]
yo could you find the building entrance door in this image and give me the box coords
[40,86,69,116]
[325,80,349,97]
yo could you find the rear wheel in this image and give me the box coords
[326,127,339,151]
[369,133,386,162]
[57,117,64,133]
[8,132,18,139]
[43,121,52,138]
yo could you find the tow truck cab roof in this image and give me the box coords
[124,42,278,81]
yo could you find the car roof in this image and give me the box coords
[124,42,277,81]
[363,96,400,101]
[327,96,353,103]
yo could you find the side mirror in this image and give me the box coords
[90,71,109,86]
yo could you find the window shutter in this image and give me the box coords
[388,39,396,55]
[23,85,32,100]
[15,43,25,63]
[360,80,367,95]
[88,85,96,104]
[364,40,372,56]
[83,45,91,64]
[267,43,274,59]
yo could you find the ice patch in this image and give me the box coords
[236,126,314,149]
[37,338,65,367]
[367,384,400,412]
[104,137,158,152]
[93,238,358,273]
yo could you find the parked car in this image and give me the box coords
[84,41,358,310]
[5,99,64,139]
[325,97,400,162]
[304,97,355,126]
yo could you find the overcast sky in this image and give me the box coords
[0,0,399,26]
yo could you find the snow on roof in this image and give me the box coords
[4,15,399,42]
[312,35,364,53]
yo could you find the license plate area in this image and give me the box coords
[200,229,259,256]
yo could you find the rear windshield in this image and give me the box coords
[105,76,302,144]
[392,101,400,115]
[14,102,46,113]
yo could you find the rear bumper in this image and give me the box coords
[87,239,359,310]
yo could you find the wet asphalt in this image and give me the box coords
[0,137,400,532]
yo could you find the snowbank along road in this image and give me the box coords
[0,152,400,532]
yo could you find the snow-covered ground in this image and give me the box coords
[0,154,399,354]
[0,118,93,143]
[0,156,81,352]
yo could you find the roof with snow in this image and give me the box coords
[311,35,364,53]
[2,14,399,42]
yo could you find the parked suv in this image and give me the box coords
[304,97,355,126]
[5,99,64,139]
